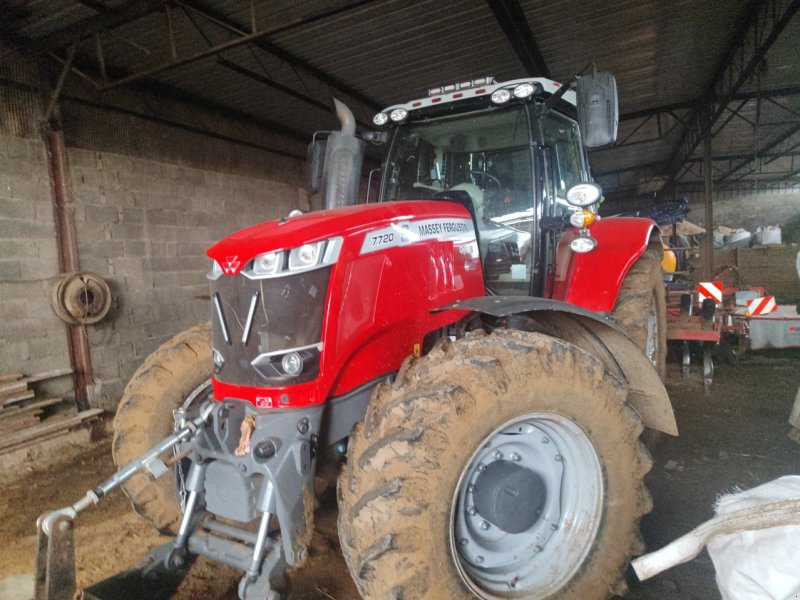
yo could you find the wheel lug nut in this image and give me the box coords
[534,545,543,553]
[541,436,550,444]
[550,523,558,531]
[467,506,477,516]
[510,452,521,462]
[475,555,484,564]
[477,463,486,472]
[492,450,503,460]
[467,484,475,493]
[555,454,563,462]
[460,538,469,546]
[480,520,490,530]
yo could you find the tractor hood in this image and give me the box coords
[206,200,471,275]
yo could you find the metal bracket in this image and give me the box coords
[34,514,76,600]
[34,402,214,600]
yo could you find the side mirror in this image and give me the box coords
[306,139,326,195]
[575,72,618,149]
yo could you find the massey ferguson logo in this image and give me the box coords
[222,256,241,275]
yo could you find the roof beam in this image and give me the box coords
[41,45,311,142]
[485,0,550,78]
[175,0,380,110]
[658,0,800,194]
[714,121,800,182]
[620,85,800,122]
[216,58,332,114]
[99,23,281,91]
[595,150,800,178]
[4,0,159,58]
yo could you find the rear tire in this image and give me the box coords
[338,329,652,599]
[612,248,667,380]
[112,322,212,534]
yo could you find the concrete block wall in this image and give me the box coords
[0,135,71,385]
[69,149,304,408]
[0,76,307,410]
[686,191,800,232]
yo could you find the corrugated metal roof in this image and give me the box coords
[1,0,798,198]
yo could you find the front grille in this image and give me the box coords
[210,267,331,388]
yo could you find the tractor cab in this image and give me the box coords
[369,74,617,296]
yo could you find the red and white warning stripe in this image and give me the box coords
[746,295,777,315]
[698,281,723,305]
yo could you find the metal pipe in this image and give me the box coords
[44,128,93,412]
[247,511,273,579]
[39,402,214,536]
[333,98,356,136]
[44,41,79,124]
[175,491,199,541]
[702,112,714,280]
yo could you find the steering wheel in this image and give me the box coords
[469,170,502,193]
[469,170,504,217]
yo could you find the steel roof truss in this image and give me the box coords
[175,0,380,111]
[660,0,800,192]
[485,0,550,78]
[716,121,800,182]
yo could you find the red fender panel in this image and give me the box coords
[551,217,660,313]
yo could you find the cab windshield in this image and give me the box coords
[381,103,587,294]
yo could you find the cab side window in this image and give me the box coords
[538,111,586,218]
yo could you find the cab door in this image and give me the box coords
[536,108,591,297]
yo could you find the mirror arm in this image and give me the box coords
[543,79,575,113]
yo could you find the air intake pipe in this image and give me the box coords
[321,99,365,210]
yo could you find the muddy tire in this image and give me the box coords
[338,329,652,599]
[612,248,667,380]
[112,322,212,534]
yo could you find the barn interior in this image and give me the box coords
[1,1,799,599]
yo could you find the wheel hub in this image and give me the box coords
[451,414,604,597]
[472,460,546,534]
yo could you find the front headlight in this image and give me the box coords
[491,89,511,104]
[252,251,284,276]
[242,237,343,279]
[570,234,598,254]
[289,242,323,270]
[389,108,408,122]
[566,182,602,207]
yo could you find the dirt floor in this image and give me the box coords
[1,351,799,600]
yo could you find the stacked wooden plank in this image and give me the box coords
[0,369,104,454]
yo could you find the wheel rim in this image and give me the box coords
[645,294,659,367]
[451,413,604,598]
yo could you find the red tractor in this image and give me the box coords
[37,72,676,600]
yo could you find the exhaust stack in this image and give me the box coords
[321,99,365,210]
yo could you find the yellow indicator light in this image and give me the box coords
[569,210,597,229]
[413,343,421,357]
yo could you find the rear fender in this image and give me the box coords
[552,217,661,312]
[446,296,678,435]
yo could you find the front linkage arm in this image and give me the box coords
[34,402,215,600]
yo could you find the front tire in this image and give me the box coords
[112,322,212,533]
[338,329,652,599]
